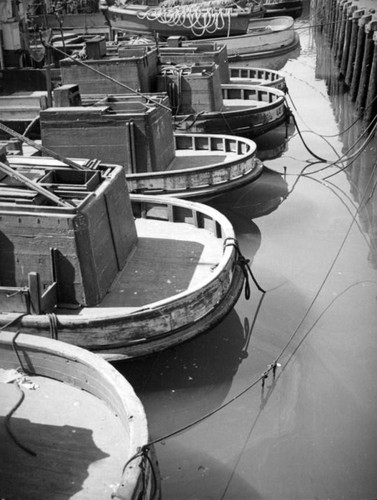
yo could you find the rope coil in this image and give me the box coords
[136,4,236,37]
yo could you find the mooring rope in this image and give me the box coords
[47,312,59,340]
[115,445,159,500]
[223,237,266,296]
[4,331,37,457]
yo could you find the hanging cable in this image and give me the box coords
[288,110,328,162]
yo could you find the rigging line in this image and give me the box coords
[274,158,377,365]
[289,112,327,162]
[277,280,377,379]
[323,123,377,180]
[129,157,377,457]
[286,90,350,142]
[302,115,377,177]
[323,138,377,181]
[143,292,269,448]
[219,398,266,500]
[45,43,172,112]
[291,20,343,32]
[146,372,264,448]
[285,82,377,141]
[303,174,373,251]
[219,279,377,500]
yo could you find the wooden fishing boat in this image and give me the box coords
[155,65,288,137]
[262,0,303,18]
[0,150,245,359]
[60,36,288,93]
[0,330,160,499]
[58,39,288,139]
[100,0,265,39]
[39,89,263,198]
[191,16,300,63]
[155,38,288,91]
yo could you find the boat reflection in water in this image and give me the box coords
[115,308,254,438]
[314,28,377,270]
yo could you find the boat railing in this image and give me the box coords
[221,83,285,104]
[127,133,257,194]
[229,66,287,91]
[130,193,233,240]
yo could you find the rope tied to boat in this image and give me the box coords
[3,330,38,457]
[114,445,159,500]
[223,237,265,297]
[47,312,59,340]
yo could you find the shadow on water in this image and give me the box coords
[209,166,288,218]
[115,307,258,437]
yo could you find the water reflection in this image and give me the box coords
[209,167,288,217]
[115,309,253,438]
[313,27,377,269]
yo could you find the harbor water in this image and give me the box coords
[115,3,377,499]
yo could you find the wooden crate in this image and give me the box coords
[0,164,137,307]
[159,41,230,84]
[60,46,159,94]
[156,63,223,114]
[40,97,175,174]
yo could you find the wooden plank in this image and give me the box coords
[0,160,74,208]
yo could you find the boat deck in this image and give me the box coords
[0,373,128,499]
[97,218,223,311]
[168,152,232,170]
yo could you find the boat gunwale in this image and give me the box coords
[126,132,257,180]
[175,84,286,123]
[0,330,152,499]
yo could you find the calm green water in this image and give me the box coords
[116,3,377,498]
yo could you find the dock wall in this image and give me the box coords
[311,0,377,121]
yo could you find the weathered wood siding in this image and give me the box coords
[60,47,159,94]
[0,165,137,307]
[156,63,223,114]
[40,101,175,173]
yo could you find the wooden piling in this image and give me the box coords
[344,9,365,86]
[364,30,377,123]
[340,5,358,73]
[312,0,377,123]
[350,14,373,101]
[355,20,377,114]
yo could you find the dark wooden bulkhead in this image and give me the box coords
[40,96,176,173]
[60,45,159,94]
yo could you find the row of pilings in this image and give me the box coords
[311,0,377,123]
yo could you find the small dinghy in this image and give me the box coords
[262,0,303,19]
[191,15,300,63]
[0,148,246,359]
[0,330,160,499]
[100,0,265,39]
